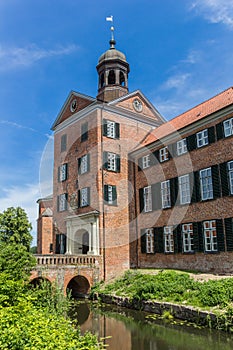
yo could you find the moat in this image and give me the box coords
[73,301,233,350]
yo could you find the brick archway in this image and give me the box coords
[66,275,91,298]
[30,276,51,287]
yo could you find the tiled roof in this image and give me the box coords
[140,87,233,147]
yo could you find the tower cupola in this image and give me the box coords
[96,26,130,102]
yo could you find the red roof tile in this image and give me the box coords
[140,87,233,147]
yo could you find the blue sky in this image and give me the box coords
[1,0,233,245]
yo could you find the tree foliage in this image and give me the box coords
[0,207,33,250]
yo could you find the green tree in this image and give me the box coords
[0,207,32,250]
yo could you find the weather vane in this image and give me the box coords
[106,15,115,44]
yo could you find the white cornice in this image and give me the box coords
[130,104,233,157]
[53,101,163,134]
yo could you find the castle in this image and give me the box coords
[37,30,233,281]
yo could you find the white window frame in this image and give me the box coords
[164,226,174,253]
[200,167,213,200]
[203,220,217,252]
[142,155,150,169]
[81,188,88,207]
[182,223,194,253]
[106,120,116,138]
[143,186,152,212]
[146,228,154,253]
[80,154,88,174]
[177,138,187,156]
[224,118,233,137]
[161,180,171,208]
[179,174,191,204]
[107,152,117,171]
[59,164,67,182]
[58,193,67,212]
[196,129,208,148]
[159,147,169,162]
[228,161,233,195]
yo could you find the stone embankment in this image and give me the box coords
[97,294,218,327]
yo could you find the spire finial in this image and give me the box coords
[106,16,116,49]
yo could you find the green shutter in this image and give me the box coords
[103,119,108,136]
[104,185,108,202]
[220,162,230,196]
[116,154,121,172]
[78,158,81,174]
[174,225,182,253]
[154,227,164,253]
[212,165,221,198]
[103,151,108,170]
[193,222,199,252]
[167,143,174,159]
[58,166,60,182]
[216,122,224,140]
[65,193,68,210]
[139,188,144,213]
[65,163,68,180]
[216,219,225,252]
[115,122,120,139]
[190,172,200,203]
[171,177,178,207]
[141,230,147,254]
[138,157,143,171]
[77,190,80,208]
[187,134,197,151]
[225,218,233,251]
[198,222,204,252]
[208,126,216,144]
[152,183,161,211]
[87,187,90,206]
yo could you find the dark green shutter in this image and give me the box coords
[57,196,60,212]
[171,177,178,207]
[187,134,197,151]
[152,183,161,211]
[153,150,160,161]
[112,185,117,205]
[154,227,164,253]
[55,234,60,254]
[225,218,233,251]
[104,185,108,202]
[138,157,143,171]
[139,188,144,213]
[212,165,221,198]
[58,166,60,182]
[103,119,108,136]
[216,122,224,140]
[193,222,199,252]
[208,126,216,144]
[174,225,182,253]
[77,190,80,208]
[220,162,230,196]
[78,157,81,174]
[198,222,204,252]
[115,122,120,139]
[216,219,225,252]
[116,154,121,172]
[191,171,200,203]
[141,230,147,254]
[65,193,68,210]
[167,143,174,159]
[103,151,108,170]
[65,163,68,180]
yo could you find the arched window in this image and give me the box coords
[120,71,125,86]
[108,70,116,85]
[100,73,105,88]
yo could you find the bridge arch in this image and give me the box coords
[66,275,90,298]
[30,276,51,288]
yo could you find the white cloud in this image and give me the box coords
[190,0,233,29]
[162,73,191,90]
[0,43,79,71]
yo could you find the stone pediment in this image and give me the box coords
[108,90,166,124]
[51,91,96,130]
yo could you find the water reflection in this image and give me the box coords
[73,301,233,350]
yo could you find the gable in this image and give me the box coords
[108,90,166,125]
[52,91,96,130]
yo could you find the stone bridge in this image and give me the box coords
[30,255,103,297]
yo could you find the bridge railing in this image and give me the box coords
[34,254,101,266]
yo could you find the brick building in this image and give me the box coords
[37,33,233,279]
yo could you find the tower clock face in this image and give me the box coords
[133,98,143,112]
[70,99,77,112]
